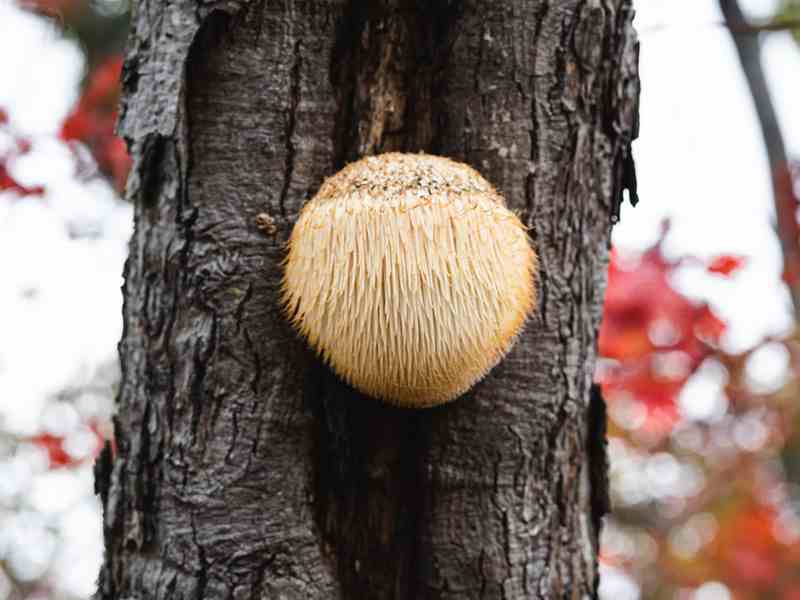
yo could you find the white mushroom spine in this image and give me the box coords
[282,152,537,408]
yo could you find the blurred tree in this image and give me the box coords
[0,2,130,598]
[0,360,117,600]
[60,56,130,193]
[720,0,800,315]
[596,4,800,598]
[20,0,132,193]
[598,232,800,599]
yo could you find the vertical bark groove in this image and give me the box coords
[97,1,639,598]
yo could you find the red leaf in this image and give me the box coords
[694,305,726,342]
[708,255,746,276]
[30,433,73,468]
[599,232,731,437]
[727,547,778,588]
[16,138,33,154]
[0,163,45,196]
[60,110,92,142]
[30,422,106,469]
[784,585,800,600]
[60,56,129,193]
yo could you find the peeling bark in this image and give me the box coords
[96,1,639,599]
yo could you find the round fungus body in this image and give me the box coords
[282,152,537,408]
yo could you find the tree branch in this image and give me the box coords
[719,0,800,320]
[731,17,800,33]
[638,18,800,36]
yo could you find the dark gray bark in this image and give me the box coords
[95,1,639,599]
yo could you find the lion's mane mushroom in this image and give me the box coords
[281,152,537,408]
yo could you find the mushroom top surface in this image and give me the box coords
[311,153,505,209]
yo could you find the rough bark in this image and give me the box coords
[96,1,639,599]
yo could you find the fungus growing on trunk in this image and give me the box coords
[282,153,537,407]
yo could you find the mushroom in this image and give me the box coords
[282,152,537,407]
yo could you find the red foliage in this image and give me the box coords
[600,227,800,598]
[30,433,73,468]
[708,255,746,277]
[61,56,130,192]
[0,164,45,196]
[722,507,781,588]
[786,586,800,600]
[694,305,727,342]
[2,53,131,198]
[598,235,726,435]
[29,421,105,469]
[0,107,45,197]
[701,499,800,598]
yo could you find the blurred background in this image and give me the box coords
[0,0,798,598]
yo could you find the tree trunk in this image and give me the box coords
[95,1,639,599]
